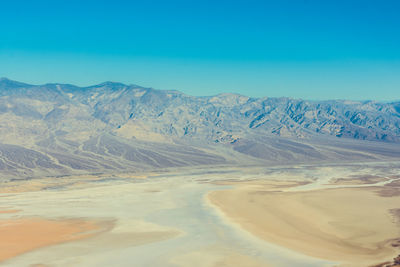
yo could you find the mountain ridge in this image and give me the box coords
[2,77,400,103]
[0,78,399,180]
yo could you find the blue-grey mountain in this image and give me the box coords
[0,77,399,179]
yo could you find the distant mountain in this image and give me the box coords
[0,78,399,179]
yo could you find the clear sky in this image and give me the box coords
[0,0,399,100]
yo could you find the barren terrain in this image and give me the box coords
[1,163,399,266]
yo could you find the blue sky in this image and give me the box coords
[0,0,399,100]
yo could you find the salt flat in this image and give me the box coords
[1,163,399,267]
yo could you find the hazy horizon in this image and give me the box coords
[2,76,400,103]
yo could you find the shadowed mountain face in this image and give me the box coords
[0,77,400,179]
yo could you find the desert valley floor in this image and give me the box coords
[1,162,400,267]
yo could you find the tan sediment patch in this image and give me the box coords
[0,180,48,193]
[0,209,20,214]
[208,184,400,267]
[117,174,148,179]
[171,246,270,267]
[77,230,180,252]
[0,217,112,262]
[69,218,182,253]
[0,172,152,193]
[0,178,97,193]
[211,179,310,190]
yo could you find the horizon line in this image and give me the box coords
[1,77,399,103]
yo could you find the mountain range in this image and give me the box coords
[1,77,399,180]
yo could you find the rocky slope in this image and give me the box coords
[0,77,399,179]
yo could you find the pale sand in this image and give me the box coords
[0,218,112,262]
[208,183,400,267]
[211,179,310,189]
[171,246,271,267]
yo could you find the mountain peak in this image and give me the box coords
[94,81,127,88]
[0,77,15,83]
[0,78,33,88]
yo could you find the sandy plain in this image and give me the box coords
[208,183,400,267]
[1,163,400,266]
